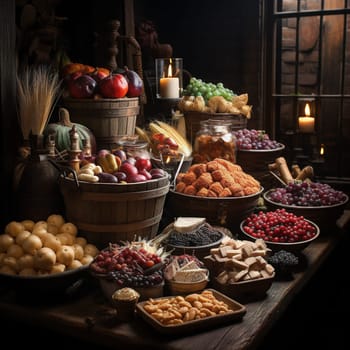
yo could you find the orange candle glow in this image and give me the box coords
[298,103,315,133]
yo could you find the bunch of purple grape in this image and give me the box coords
[233,129,282,150]
[267,182,347,207]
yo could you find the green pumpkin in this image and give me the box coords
[44,108,96,154]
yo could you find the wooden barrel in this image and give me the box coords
[62,97,140,150]
[59,175,170,248]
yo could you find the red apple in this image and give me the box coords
[138,169,152,180]
[135,157,152,171]
[150,168,166,179]
[67,74,97,98]
[98,73,128,98]
[119,162,138,177]
[127,173,147,183]
[123,66,143,97]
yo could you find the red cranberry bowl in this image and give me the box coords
[240,208,320,253]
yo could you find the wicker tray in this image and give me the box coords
[135,288,246,334]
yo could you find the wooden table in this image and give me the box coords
[0,233,341,350]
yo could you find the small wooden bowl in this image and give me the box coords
[166,271,209,295]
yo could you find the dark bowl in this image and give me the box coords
[165,187,264,232]
[163,225,228,261]
[263,189,349,232]
[0,264,89,296]
[240,218,320,253]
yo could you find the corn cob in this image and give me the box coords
[149,121,192,157]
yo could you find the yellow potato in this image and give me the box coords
[72,244,84,261]
[32,220,47,231]
[2,256,18,271]
[46,224,59,235]
[19,267,37,276]
[75,236,87,247]
[17,254,34,270]
[59,222,78,237]
[56,245,75,266]
[67,259,83,270]
[0,233,14,253]
[7,244,24,259]
[80,255,94,265]
[0,265,16,275]
[50,263,66,274]
[15,230,31,245]
[84,244,99,257]
[56,233,74,246]
[5,221,25,237]
[21,220,35,232]
[31,226,49,241]
[34,247,56,270]
[22,234,43,255]
[43,233,62,252]
[46,214,65,228]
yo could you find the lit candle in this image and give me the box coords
[160,62,179,98]
[298,103,315,133]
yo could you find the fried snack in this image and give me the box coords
[193,172,213,190]
[196,187,209,197]
[183,185,197,195]
[209,182,224,195]
[182,171,197,185]
[189,163,208,177]
[174,158,260,198]
[175,181,187,193]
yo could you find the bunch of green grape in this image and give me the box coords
[182,77,236,103]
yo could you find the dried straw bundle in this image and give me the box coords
[17,66,61,140]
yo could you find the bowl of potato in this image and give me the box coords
[0,214,100,296]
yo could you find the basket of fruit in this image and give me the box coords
[59,148,170,248]
[60,63,143,150]
[177,77,251,146]
[89,239,171,302]
[263,182,349,231]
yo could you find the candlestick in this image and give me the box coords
[298,103,315,133]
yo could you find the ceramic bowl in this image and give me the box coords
[240,218,320,253]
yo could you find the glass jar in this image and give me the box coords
[121,141,150,159]
[193,119,237,163]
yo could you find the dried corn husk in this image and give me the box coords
[17,65,61,140]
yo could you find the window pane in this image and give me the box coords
[323,0,347,10]
[320,14,345,94]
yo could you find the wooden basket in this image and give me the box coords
[166,274,209,295]
[184,111,248,146]
[62,97,140,150]
[59,174,170,248]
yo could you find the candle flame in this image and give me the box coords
[167,63,173,77]
[305,103,311,116]
[320,144,325,156]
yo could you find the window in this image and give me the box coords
[267,0,350,179]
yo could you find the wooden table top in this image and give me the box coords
[0,233,340,350]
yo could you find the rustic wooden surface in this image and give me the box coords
[0,234,340,350]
